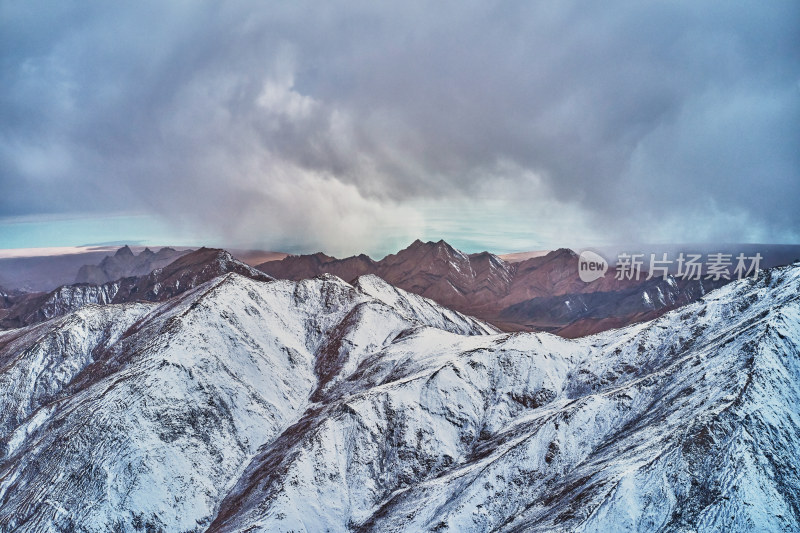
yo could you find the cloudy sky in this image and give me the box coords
[1,1,798,257]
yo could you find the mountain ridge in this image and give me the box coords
[74,245,189,284]
[0,258,796,531]
[258,240,728,336]
[0,247,273,329]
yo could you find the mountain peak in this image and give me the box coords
[168,247,233,267]
[310,252,335,263]
[399,238,459,255]
[548,247,578,259]
[114,245,134,258]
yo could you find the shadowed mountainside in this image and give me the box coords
[258,240,728,336]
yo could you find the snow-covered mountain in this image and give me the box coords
[0,263,797,532]
[0,248,273,329]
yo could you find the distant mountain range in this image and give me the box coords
[0,246,282,293]
[74,245,189,284]
[257,240,729,337]
[0,248,272,329]
[2,240,796,337]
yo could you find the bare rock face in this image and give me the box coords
[0,263,797,532]
[262,240,515,311]
[260,252,378,283]
[259,240,730,336]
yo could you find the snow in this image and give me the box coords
[0,265,798,532]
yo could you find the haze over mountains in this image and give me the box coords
[0,250,115,293]
[0,246,279,293]
[74,245,188,284]
[0,248,272,329]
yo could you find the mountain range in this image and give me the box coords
[0,248,271,329]
[0,251,797,531]
[74,245,189,284]
[0,241,725,338]
[257,239,728,337]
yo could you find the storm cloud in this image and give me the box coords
[1,1,798,254]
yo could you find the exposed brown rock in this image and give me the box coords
[257,240,730,336]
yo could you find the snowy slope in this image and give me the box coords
[22,283,122,323]
[0,273,494,532]
[209,265,800,532]
[353,274,498,336]
[0,265,798,532]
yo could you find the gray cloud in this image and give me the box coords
[1,0,798,254]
